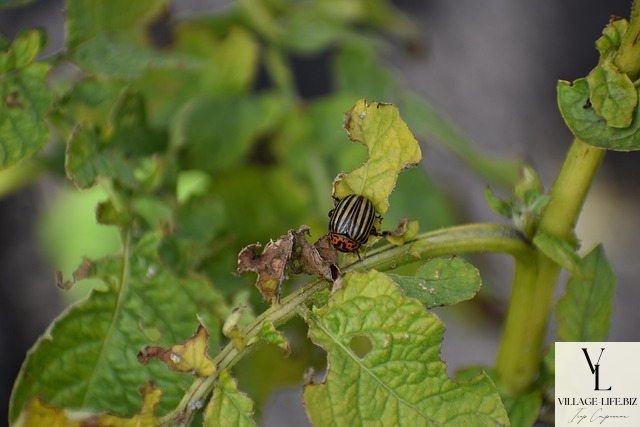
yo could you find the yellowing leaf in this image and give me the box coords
[138,323,216,377]
[15,383,162,427]
[13,399,82,427]
[304,270,508,426]
[94,383,162,426]
[336,100,422,214]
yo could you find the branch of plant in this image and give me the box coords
[495,138,605,394]
[158,223,531,426]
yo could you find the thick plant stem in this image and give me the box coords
[495,138,605,393]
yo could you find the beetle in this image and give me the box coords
[328,194,378,254]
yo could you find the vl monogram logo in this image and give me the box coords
[582,348,612,391]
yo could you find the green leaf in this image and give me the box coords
[71,33,198,79]
[66,0,168,49]
[337,100,422,214]
[0,62,52,169]
[278,6,350,53]
[304,270,508,426]
[387,257,482,308]
[484,186,513,219]
[557,78,640,151]
[9,233,225,424]
[109,89,165,157]
[204,369,256,427]
[533,233,582,276]
[9,29,47,69]
[65,124,138,189]
[556,245,616,342]
[585,59,637,128]
[173,93,284,174]
[595,18,628,57]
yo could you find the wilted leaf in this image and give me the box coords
[237,226,336,302]
[138,323,216,377]
[335,99,422,214]
[237,235,293,302]
[387,256,482,308]
[304,270,508,426]
[204,369,256,427]
[290,231,337,282]
[556,245,616,342]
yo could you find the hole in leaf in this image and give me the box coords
[349,334,373,359]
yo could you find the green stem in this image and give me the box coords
[615,0,640,80]
[495,138,605,393]
[159,223,530,426]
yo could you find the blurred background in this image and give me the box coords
[1,1,639,426]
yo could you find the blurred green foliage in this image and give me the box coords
[3,0,525,424]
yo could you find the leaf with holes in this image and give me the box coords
[8,232,225,424]
[334,100,422,214]
[303,270,508,426]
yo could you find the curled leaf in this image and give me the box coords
[138,323,216,377]
[557,78,640,151]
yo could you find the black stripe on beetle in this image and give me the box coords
[328,194,377,253]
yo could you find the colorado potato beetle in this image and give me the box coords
[328,194,377,253]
